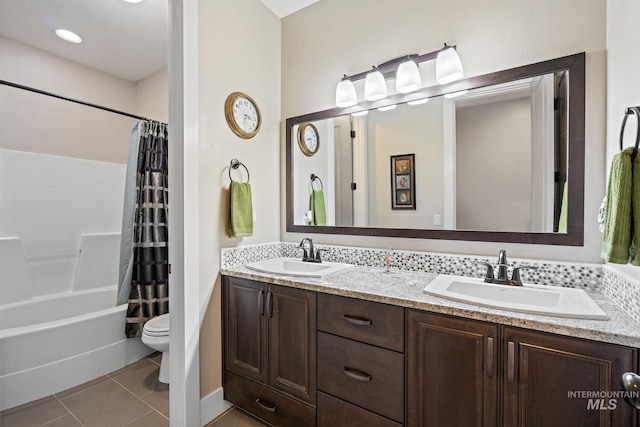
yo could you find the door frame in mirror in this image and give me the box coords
[285,52,585,246]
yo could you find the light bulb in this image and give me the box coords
[335,78,357,108]
[364,69,388,101]
[396,60,421,94]
[436,46,464,84]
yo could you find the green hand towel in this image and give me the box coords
[310,190,326,226]
[557,182,568,233]
[228,181,253,238]
[601,147,640,264]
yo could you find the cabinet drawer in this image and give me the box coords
[317,293,404,351]
[318,392,402,427]
[317,332,404,423]
[224,371,316,427]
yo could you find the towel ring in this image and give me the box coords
[310,173,323,192]
[620,107,640,160]
[229,158,250,183]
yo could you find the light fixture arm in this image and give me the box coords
[344,44,456,82]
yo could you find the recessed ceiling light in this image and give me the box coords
[55,29,82,44]
[122,0,144,3]
[377,105,397,112]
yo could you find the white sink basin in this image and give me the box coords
[245,257,353,278]
[423,274,609,320]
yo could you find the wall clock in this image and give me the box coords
[224,92,261,139]
[297,123,320,156]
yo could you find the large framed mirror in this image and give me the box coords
[286,53,585,245]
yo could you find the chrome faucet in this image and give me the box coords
[477,250,537,286]
[299,238,326,263]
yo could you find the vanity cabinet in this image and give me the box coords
[316,293,405,426]
[407,310,638,427]
[222,276,316,426]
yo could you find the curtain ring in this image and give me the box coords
[229,159,250,183]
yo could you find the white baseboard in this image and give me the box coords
[200,387,232,426]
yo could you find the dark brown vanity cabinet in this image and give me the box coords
[406,310,499,427]
[317,293,405,427]
[223,276,317,427]
[407,310,638,427]
[502,327,637,427]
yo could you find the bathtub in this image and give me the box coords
[0,287,152,411]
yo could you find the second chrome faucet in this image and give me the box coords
[478,250,537,286]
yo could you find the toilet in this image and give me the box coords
[141,313,170,384]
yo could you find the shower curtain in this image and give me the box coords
[117,120,169,338]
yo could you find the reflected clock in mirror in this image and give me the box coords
[298,122,320,156]
[285,53,585,245]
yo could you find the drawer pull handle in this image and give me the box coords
[258,290,264,316]
[255,398,277,413]
[342,314,372,326]
[343,367,372,382]
[507,341,515,384]
[486,336,494,378]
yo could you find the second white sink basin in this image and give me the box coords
[423,274,609,320]
[245,257,353,278]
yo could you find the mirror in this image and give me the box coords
[286,53,585,245]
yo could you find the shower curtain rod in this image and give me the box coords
[0,78,154,122]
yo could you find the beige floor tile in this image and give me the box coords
[60,379,153,427]
[55,375,110,400]
[124,411,169,427]
[146,352,162,366]
[207,408,267,427]
[0,396,69,427]
[110,358,162,397]
[42,414,83,426]
[141,387,169,418]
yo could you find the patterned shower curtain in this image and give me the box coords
[119,120,169,338]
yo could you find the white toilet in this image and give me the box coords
[141,313,170,384]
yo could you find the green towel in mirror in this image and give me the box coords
[310,190,326,226]
[228,181,253,237]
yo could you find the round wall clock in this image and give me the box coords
[224,92,262,139]
[297,123,320,156]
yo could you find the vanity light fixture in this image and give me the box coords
[334,43,464,108]
[436,44,464,84]
[364,67,388,101]
[336,75,358,108]
[396,58,422,94]
[55,29,82,44]
[351,110,369,117]
[407,98,429,106]
[377,105,397,112]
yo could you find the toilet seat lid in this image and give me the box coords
[144,313,169,335]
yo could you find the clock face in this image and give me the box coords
[224,92,261,139]
[232,96,259,134]
[297,123,320,156]
[303,126,318,152]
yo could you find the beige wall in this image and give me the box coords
[456,97,532,231]
[281,0,606,263]
[0,36,167,164]
[198,0,281,397]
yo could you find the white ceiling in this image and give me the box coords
[0,0,316,83]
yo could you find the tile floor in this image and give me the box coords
[0,353,264,427]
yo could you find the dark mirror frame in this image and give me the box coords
[286,52,585,246]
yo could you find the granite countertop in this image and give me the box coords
[221,263,640,348]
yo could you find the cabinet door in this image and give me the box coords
[406,310,498,427]
[224,276,268,384]
[268,284,317,405]
[503,327,638,427]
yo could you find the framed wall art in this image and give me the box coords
[391,154,416,210]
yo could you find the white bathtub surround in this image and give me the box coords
[0,287,152,411]
[0,237,32,305]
